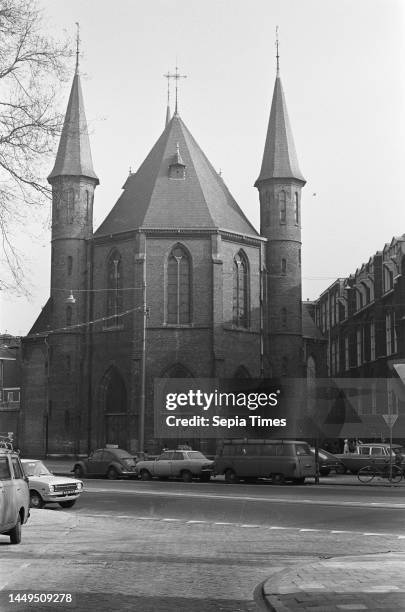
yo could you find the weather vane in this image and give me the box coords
[276,25,280,74]
[75,22,80,74]
[163,65,187,114]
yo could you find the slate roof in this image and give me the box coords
[302,301,324,340]
[48,72,99,183]
[95,113,258,238]
[255,75,305,184]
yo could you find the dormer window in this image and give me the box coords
[169,142,186,180]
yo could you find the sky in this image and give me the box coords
[1,0,404,335]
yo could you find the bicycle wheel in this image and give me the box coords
[358,466,375,483]
[387,465,402,484]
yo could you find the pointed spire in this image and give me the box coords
[164,72,171,127]
[48,50,99,183]
[255,70,305,185]
[165,104,171,127]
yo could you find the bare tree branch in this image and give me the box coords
[0,0,73,292]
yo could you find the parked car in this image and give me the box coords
[0,445,30,544]
[212,439,316,484]
[21,459,83,509]
[72,447,137,479]
[309,448,346,476]
[135,450,213,482]
[335,443,404,474]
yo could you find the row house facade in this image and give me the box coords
[314,236,405,438]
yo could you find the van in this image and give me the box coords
[213,439,316,484]
[0,445,30,544]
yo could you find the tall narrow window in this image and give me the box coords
[66,306,72,327]
[294,192,299,224]
[64,189,75,224]
[279,191,286,223]
[167,245,191,324]
[370,321,375,360]
[281,258,287,275]
[67,256,73,276]
[233,251,249,328]
[281,307,287,328]
[106,251,123,326]
[386,313,392,355]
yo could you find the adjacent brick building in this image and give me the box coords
[313,236,405,440]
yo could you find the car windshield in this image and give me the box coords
[22,460,52,477]
[186,452,207,460]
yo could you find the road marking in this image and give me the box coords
[84,487,405,510]
[76,512,405,539]
[299,528,320,532]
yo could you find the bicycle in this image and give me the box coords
[357,461,403,484]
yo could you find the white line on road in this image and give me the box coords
[84,487,405,510]
[76,513,405,540]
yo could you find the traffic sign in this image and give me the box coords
[382,414,398,428]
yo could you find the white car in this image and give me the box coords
[21,460,83,509]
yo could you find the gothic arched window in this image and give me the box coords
[67,256,73,276]
[167,245,191,324]
[106,250,123,326]
[279,190,286,224]
[233,251,249,328]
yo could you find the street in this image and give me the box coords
[0,479,404,611]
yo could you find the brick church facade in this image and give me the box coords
[20,59,321,457]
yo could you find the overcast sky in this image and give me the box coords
[1,0,404,336]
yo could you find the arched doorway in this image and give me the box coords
[99,367,128,448]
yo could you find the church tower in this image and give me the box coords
[48,53,99,331]
[45,46,98,454]
[255,46,306,378]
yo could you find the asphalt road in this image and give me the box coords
[74,479,405,536]
[1,479,404,612]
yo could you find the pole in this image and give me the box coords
[314,438,319,485]
[138,259,147,453]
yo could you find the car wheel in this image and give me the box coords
[140,470,152,481]
[292,477,305,485]
[272,473,285,484]
[30,490,44,509]
[9,515,21,544]
[59,500,76,508]
[106,467,118,480]
[224,469,238,484]
[181,470,193,483]
[73,465,84,478]
[319,468,330,476]
[244,477,257,484]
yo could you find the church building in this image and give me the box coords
[20,52,319,456]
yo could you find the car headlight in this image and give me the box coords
[49,484,55,492]
[77,482,83,490]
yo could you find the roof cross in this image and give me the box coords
[163,65,187,114]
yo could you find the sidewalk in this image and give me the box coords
[256,553,405,611]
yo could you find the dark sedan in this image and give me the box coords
[72,447,137,479]
[310,448,346,476]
